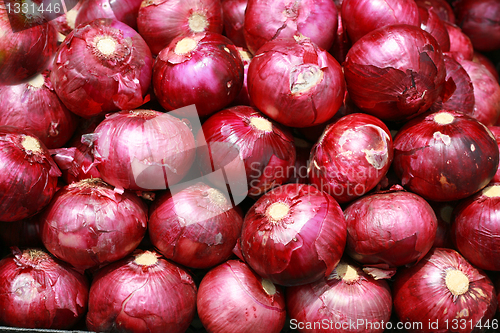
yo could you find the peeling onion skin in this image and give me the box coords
[451,184,500,271]
[0,248,89,329]
[247,37,345,128]
[308,113,394,204]
[393,248,498,333]
[86,250,197,333]
[418,5,451,52]
[393,110,499,202]
[286,260,392,333]
[40,178,148,271]
[240,183,347,287]
[197,260,286,333]
[50,18,153,119]
[75,0,143,30]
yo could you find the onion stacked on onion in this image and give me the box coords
[75,0,144,30]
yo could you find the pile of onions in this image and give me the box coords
[0,247,89,329]
[40,178,148,271]
[393,248,498,332]
[86,250,197,333]
[239,183,347,286]
[197,260,286,333]
[75,0,144,30]
[221,0,248,48]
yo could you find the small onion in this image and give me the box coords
[221,0,248,47]
[75,0,143,30]
[443,21,474,61]
[197,260,286,333]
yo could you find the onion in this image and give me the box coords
[40,178,148,271]
[75,0,144,30]
[0,126,60,222]
[50,18,153,118]
[153,32,244,118]
[137,0,223,55]
[473,52,500,83]
[197,260,286,333]
[50,1,83,38]
[308,113,394,204]
[437,55,475,115]
[343,24,446,122]
[393,110,499,202]
[286,259,392,333]
[415,0,456,23]
[221,0,248,48]
[247,36,345,128]
[393,248,498,332]
[232,47,253,106]
[91,109,196,191]
[418,5,451,52]
[452,183,500,271]
[0,247,89,329]
[86,250,197,333]
[429,200,457,249]
[240,183,347,286]
[0,214,42,248]
[149,182,243,269]
[444,21,474,61]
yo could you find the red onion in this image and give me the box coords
[232,47,253,106]
[473,52,500,83]
[0,247,89,329]
[50,18,153,118]
[197,106,296,198]
[149,182,243,269]
[197,260,286,333]
[489,126,500,183]
[430,200,457,249]
[0,127,60,222]
[240,183,347,286]
[221,0,248,48]
[393,248,498,332]
[86,250,197,333]
[418,5,451,52]
[308,113,394,204]
[137,0,223,55]
[415,0,456,23]
[50,1,83,38]
[75,0,143,30]
[444,21,474,61]
[40,178,148,271]
[286,259,392,333]
[437,55,475,115]
[247,36,345,128]
[0,214,43,248]
[243,0,338,55]
[343,24,446,122]
[393,110,499,202]
[153,32,244,118]
[91,109,196,191]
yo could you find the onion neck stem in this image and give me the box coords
[188,12,208,32]
[134,251,159,266]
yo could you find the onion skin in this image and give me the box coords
[221,0,248,48]
[0,248,89,329]
[247,37,345,128]
[444,21,474,61]
[240,183,347,287]
[50,1,83,37]
[415,0,456,23]
[308,113,394,204]
[50,18,153,118]
[86,250,197,333]
[488,126,500,183]
[473,52,500,83]
[343,24,446,122]
[393,248,498,333]
[76,0,143,30]
[393,110,499,202]
[438,55,475,115]
[418,5,451,52]
[329,8,351,65]
[197,260,286,333]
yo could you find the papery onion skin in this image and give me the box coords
[86,250,197,333]
[197,260,286,333]
[393,110,499,202]
[92,109,196,191]
[0,247,89,329]
[0,126,60,222]
[40,178,148,270]
[243,0,338,55]
[415,0,456,23]
[343,24,446,122]
[286,259,392,333]
[50,1,83,37]
[308,113,394,204]
[76,0,143,30]
[247,37,345,128]
[393,248,498,333]
[443,21,474,61]
[240,183,347,287]
[418,5,451,52]
[437,55,475,115]
[452,184,500,271]
[0,214,43,248]
[221,0,248,48]
[50,18,153,118]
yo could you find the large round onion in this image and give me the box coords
[393,248,498,332]
[221,0,248,47]
[343,24,446,122]
[0,126,60,222]
[75,0,143,30]
[50,18,153,118]
[86,250,197,333]
[393,110,499,202]
[240,183,347,286]
[308,113,394,204]
[197,260,286,333]
[247,36,345,128]
[286,259,392,333]
[0,247,88,329]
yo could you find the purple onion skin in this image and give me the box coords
[418,5,451,52]
[0,248,89,329]
[240,183,347,287]
[437,55,475,115]
[444,21,474,61]
[393,110,499,202]
[86,250,197,333]
[393,248,498,333]
[76,0,143,30]
[197,260,286,333]
[221,0,248,48]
